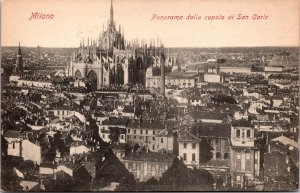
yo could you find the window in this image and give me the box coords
[183,153,187,161]
[224,153,229,159]
[183,143,187,149]
[236,129,240,138]
[140,136,142,140]
[245,159,251,171]
[242,130,245,138]
[121,135,124,139]
[133,135,136,139]
[236,160,241,170]
[216,152,221,159]
[247,130,251,138]
[153,130,155,135]
[192,153,196,161]
[209,139,213,145]
[140,130,143,134]
[224,140,229,146]
[147,163,151,171]
[146,130,148,134]
[134,130,136,134]
[12,142,15,149]
[192,143,196,149]
[152,137,155,140]
[216,139,220,144]
[246,153,251,160]
[161,138,163,143]
[128,129,130,133]
[152,145,155,150]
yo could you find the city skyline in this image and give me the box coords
[1,0,299,48]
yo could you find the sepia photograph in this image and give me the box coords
[1,0,299,191]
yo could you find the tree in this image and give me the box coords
[115,174,137,191]
[199,138,213,163]
[160,157,214,191]
[1,136,8,156]
[109,127,120,143]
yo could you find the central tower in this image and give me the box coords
[110,0,114,29]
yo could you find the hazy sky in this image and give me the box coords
[1,0,299,47]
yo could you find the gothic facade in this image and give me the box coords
[66,0,166,90]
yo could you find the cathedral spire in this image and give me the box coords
[18,42,22,55]
[110,0,114,28]
[16,42,23,74]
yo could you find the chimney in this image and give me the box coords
[72,157,75,164]
[160,52,165,97]
[19,140,23,157]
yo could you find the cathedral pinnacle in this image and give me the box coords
[110,0,114,28]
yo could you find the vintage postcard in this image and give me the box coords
[1,0,299,191]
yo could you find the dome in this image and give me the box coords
[268,51,298,67]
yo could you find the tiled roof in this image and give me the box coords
[200,159,230,167]
[94,112,106,117]
[127,119,165,130]
[4,130,21,138]
[110,143,127,150]
[231,119,253,127]
[156,129,173,137]
[102,117,128,126]
[271,136,299,149]
[188,111,229,120]
[123,105,134,113]
[123,151,175,163]
[178,131,200,142]
[191,123,231,138]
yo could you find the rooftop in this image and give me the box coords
[271,136,299,149]
[191,122,231,138]
[178,131,200,142]
[231,119,253,127]
[122,151,175,163]
[127,119,165,130]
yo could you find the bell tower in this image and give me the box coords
[16,42,23,73]
[109,0,114,29]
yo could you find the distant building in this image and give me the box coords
[121,151,175,181]
[146,70,196,89]
[266,52,298,72]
